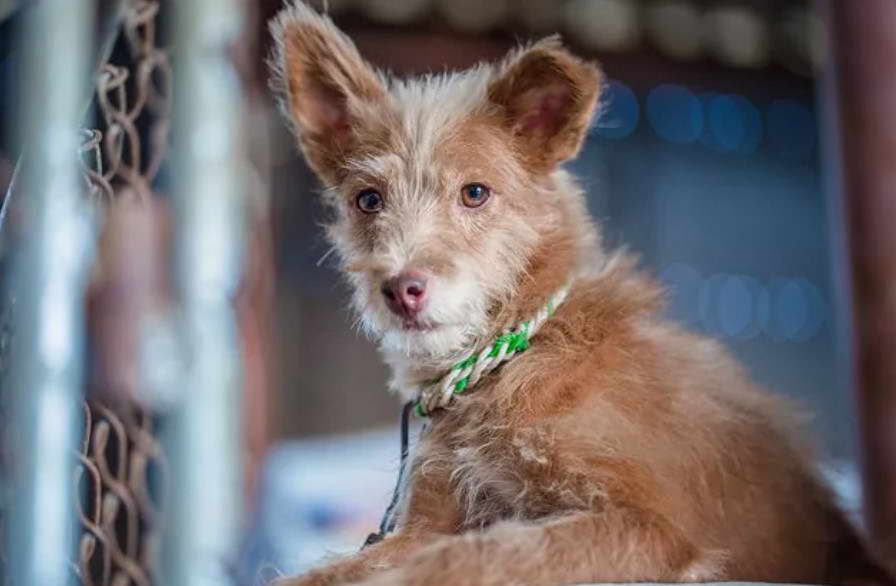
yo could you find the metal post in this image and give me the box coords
[163,1,247,585]
[7,1,94,585]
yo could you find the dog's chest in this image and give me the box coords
[430,417,591,527]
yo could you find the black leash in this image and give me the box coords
[362,400,415,548]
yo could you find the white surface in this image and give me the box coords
[253,427,861,580]
[258,427,404,575]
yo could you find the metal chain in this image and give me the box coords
[73,1,171,584]
[79,0,171,204]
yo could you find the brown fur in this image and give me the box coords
[269,3,883,585]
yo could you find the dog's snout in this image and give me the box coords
[381,272,428,319]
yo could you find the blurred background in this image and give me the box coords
[0,0,879,584]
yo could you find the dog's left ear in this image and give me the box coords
[269,2,387,184]
[488,37,603,172]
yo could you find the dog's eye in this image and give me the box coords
[356,189,384,213]
[461,183,490,208]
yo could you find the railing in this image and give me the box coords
[7,1,94,584]
[163,0,246,584]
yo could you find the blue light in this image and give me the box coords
[718,275,753,338]
[698,273,728,336]
[792,279,826,342]
[646,84,703,144]
[754,284,771,334]
[706,95,745,152]
[768,278,810,341]
[732,95,762,154]
[667,270,823,342]
[699,94,762,154]
[767,99,816,160]
[593,79,639,139]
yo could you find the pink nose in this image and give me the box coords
[381,272,428,319]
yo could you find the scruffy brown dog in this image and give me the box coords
[269,3,875,585]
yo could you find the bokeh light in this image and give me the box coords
[645,0,703,61]
[766,277,826,342]
[663,267,826,343]
[703,5,769,68]
[717,275,754,338]
[700,94,762,154]
[698,273,728,336]
[564,0,641,52]
[646,84,703,144]
[594,79,639,139]
[768,278,809,341]
[436,0,508,34]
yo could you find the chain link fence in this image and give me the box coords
[74,401,166,586]
[76,2,170,584]
[79,0,170,203]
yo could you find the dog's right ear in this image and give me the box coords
[488,37,602,173]
[269,2,386,184]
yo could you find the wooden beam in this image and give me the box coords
[826,0,896,573]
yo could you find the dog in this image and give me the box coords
[268,3,882,584]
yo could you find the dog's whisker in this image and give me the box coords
[315,245,337,267]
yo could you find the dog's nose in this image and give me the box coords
[381,272,428,318]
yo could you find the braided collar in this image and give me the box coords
[414,285,571,416]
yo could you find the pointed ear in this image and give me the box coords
[269,2,386,184]
[487,37,603,172]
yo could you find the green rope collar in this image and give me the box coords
[414,285,571,417]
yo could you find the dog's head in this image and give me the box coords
[271,2,602,359]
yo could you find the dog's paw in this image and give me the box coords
[348,539,477,586]
[678,549,729,582]
[269,571,337,586]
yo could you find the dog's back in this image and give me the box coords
[419,255,862,583]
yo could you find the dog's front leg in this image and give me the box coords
[352,507,725,586]
[271,531,429,586]
[274,456,462,586]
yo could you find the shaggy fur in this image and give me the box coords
[269,3,881,585]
